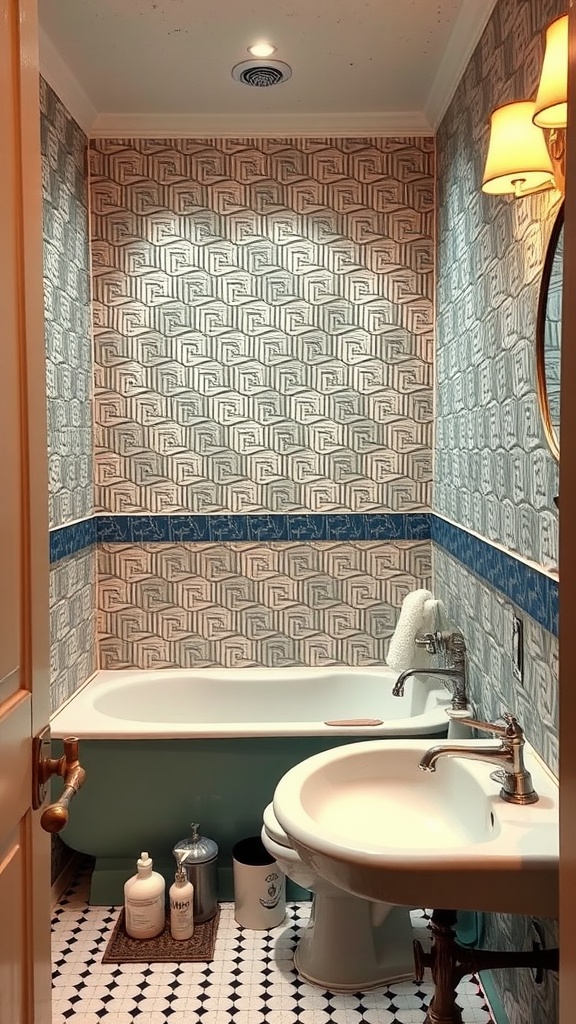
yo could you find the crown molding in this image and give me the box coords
[38,1,497,141]
[38,26,97,135]
[424,0,499,131]
[90,110,433,139]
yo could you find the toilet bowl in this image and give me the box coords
[262,803,415,991]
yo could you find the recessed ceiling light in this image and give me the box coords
[248,41,277,58]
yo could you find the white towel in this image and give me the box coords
[387,589,438,672]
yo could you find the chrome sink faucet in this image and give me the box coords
[391,629,469,711]
[418,713,539,805]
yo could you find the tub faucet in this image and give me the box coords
[391,629,468,711]
[418,712,539,805]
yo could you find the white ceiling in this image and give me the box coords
[38,0,498,136]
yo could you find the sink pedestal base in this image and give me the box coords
[417,911,462,1024]
[414,908,559,1024]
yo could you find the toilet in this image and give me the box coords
[261,802,416,991]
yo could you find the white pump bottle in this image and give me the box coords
[124,852,166,939]
[169,864,194,940]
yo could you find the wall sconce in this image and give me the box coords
[482,14,567,197]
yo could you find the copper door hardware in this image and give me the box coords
[33,727,86,832]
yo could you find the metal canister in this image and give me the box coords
[173,823,218,923]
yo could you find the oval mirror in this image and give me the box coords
[537,203,563,462]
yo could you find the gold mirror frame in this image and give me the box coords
[536,201,563,462]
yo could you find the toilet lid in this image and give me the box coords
[263,802,291,848]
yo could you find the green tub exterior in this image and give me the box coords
[53,730,445,905]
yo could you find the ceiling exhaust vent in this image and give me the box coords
[232,59,292,87]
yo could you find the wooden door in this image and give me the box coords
[0,0,52,1022]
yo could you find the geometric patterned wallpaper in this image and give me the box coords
[435,2,562,1022]
[435,0,563,573]
[49,547,97,713]
[40,78,96,711]
[433,546,558,774]
[97,539,431,669]
[90,137,434,514]
[433,544,559,1024]
[40,77,93,529]
[485,912,558,1024]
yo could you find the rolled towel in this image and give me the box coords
[428,596,448,633]
[387,589,436,672]
[422,597,439,635]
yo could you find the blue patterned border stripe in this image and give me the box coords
[95,513,432,544]
[47,512,558,637]
[49,518,97,564]
[48,513,431,559]
[431,516,558,637]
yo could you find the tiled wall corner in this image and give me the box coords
[90,137,434,515]
[97,539,431,669]
[435,0,563,572]
[50,547,97,713]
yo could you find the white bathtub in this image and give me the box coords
[50,666,451,905]
[51,666,452,740]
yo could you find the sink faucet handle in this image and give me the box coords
[414,632,439,654]
[445,712,507,737]
[446,710,524,741]
[501,711,519,727]
[500,713,525,739]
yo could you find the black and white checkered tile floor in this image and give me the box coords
[52,871,495,1024]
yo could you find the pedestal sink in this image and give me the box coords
[273,738,558,918]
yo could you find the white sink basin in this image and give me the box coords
[273,739,558,918]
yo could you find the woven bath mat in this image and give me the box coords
[102,907,220,963]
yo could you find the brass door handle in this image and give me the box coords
[33,731,86,832]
